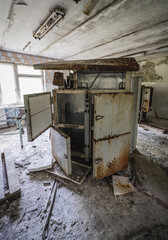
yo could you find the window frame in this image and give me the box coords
[0,62,45,106]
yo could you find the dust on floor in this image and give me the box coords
[0,126,168,240]
[137,125,168,170]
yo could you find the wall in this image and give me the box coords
[132,56,168,119]
[0,49,68,93]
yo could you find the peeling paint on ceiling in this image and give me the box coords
[0,0,168,60]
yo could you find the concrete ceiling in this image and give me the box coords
[0,0,168,60]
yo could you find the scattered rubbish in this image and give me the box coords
[71,221,77,227]
[27,203,39,212]
[42,180,58,240]
[46,161,91,185]
[17,211,26,225]
[54,176,82,195]
[27,153,53,173]
[140,123,167,134]
[128,230,149,240]
[0,152,21,203]
[43,182,51,186]
[22,152,38,161]
[112,175,134,196]
[14,162,24,168]
[44,181,56,213]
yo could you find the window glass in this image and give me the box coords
[0,64,17,105]
[17,65,42,75]
[19,77,43,103]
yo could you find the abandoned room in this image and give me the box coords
[0,0,168,239]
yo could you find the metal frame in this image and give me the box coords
[0,108,24,148]
[24,92,52,141]
[53,89,89,161]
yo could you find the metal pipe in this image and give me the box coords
[0,108,17,119]
[89,72,101,89]
[18,119,23,148]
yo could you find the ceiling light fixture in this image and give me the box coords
[33,9,65,40]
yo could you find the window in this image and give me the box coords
[0,64,17,105]
[17,65,42,75]
[17,65,44,103]
[19,77,44,102]
[0,63,45,106]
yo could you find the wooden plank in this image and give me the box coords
[0,153,5,201]
[5,153,21,196]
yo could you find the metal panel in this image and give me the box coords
[34,58,139,71]
[50,127,71,176]
[93,92,133,180]
[24,92,52,141]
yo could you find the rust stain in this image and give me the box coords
[95,147,129,180]
[33,58,139,71]
[116,182,131,189]
[94,132,130,143]
[95,115,104,121]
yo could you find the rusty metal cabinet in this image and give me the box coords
[24,89,133,180]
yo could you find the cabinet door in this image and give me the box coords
[93,92,133,180]
[24,92,52,141]
[50,127,71,176]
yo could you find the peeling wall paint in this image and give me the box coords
[132,56,168,82]
[133,56,168,119]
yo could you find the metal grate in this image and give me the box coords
[46,161,91,184]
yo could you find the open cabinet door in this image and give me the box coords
[93,92,133,180]
[50,127,71,176]
[24,92,52,141]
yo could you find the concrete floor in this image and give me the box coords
[0,126,168,240]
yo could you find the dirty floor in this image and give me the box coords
[0,126,168,240]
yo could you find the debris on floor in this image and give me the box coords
[27,152,53,173]
[46,161,91,184]
[0,128,168,240]
[0,152,21,203]
[112,175,135,196]
[140,123,168,134]
[42,180,58,240]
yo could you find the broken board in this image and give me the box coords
[112,175,134,196]
[27,152,53,173]
[0,152,21,203]
[46,161,91,185]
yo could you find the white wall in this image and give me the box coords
[132,56,168,119]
